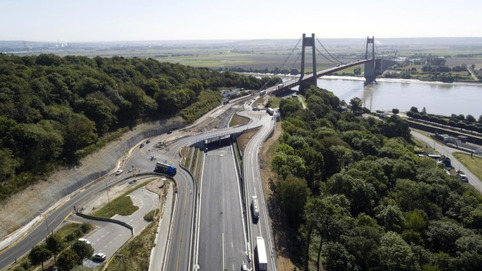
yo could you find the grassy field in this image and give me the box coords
[453,152,482,181]
[92,195,138,218]
[91,180,154,218]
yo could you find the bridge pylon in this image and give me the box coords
[299,33,317,89]
[364,36,377,84]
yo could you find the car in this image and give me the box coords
[115,169,123,175]
[140,143,145,148]
[458,173,469,183]
[129,179,137,184]
[241,262,248,271]
[93,253,106,261]
[78,238,91,245]
[146,140,150,144]
[167,130,172,134]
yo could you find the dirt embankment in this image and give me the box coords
[0,117,184,239]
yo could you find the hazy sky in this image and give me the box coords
[1,0,481,42]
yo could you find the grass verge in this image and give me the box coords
[91,180,155,218]
[453,152,482,181]
[106,220,157,271]
[92,195,138,218]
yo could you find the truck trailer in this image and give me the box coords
[154,161,177,176]
[256,236,268,271]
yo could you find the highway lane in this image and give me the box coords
[198,146,247,271]
[0,97,262,270]
[242,113,277,271]
[0,131,176,270]
[0,170,131,269]
[165,165,195,271]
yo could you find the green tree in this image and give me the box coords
[304,194,352,270]
[466,114,476,123]
[349,97,362,113]
[56,249,82,271]
[0,148,18,181]
[46,234,65,261]
[275,174,309,226]
[378,231,420,271]
[375,204,405,232]
[29,245,52,270]
[72,240,94,259]
[426,220,467,254]
[322,242,358,271]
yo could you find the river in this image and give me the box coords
[277,75,482,117]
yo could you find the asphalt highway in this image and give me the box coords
[0,95,272,271]
[242,113,277,271]
[198,146,246,271]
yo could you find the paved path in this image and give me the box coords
[149,184,174,271]
[411,131,482,193]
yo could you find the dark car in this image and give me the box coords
[93,253,106,262]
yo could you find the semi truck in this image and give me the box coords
[154,161,177,176]
[251,196,259,223]
[256,236,268,271]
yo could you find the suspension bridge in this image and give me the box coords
[264,34,396,95]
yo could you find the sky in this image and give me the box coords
[1,0,482,42]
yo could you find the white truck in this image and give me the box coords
[256,236,268,271]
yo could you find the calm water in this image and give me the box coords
[315,76,482,117]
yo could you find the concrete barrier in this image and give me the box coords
[76,212,134,235]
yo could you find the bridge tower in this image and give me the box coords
[364,36,376,83]
[299,33,317,87]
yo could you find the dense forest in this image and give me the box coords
[272,86,482,270]
[0,53,278,201]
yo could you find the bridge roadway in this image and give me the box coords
[269,59,373,95]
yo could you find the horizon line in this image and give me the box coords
[2,36,482,44]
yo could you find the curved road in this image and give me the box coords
[411,131,482,193]
[0,95,273,271]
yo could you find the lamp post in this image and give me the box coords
[45,217,50,237]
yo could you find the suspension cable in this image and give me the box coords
[288,52,302,73]
[315,47,340,64]
[279,38,301,73]
[316,38,343,64]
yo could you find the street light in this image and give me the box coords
[45,217,50,237]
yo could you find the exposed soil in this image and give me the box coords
[0,97,247,240]
[237,128,260,151]
[230,112,251,127]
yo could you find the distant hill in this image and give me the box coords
[2,37,482,56]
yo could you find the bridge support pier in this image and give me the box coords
[364,36,376,84]
[299,33,317,90]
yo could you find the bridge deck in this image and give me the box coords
[269,59,375,95]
